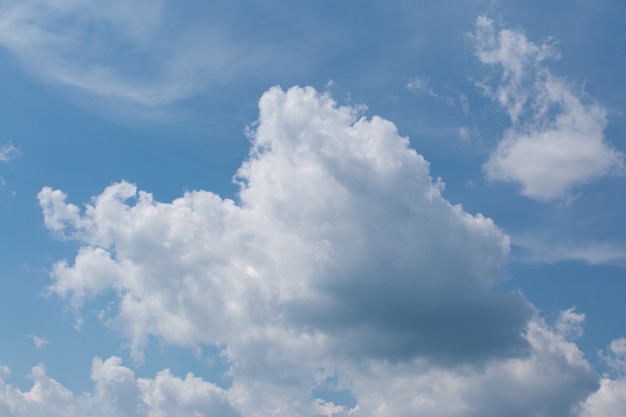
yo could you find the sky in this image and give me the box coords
[0,1,626,416]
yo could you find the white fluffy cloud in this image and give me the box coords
[35,85,617,416]
[0,356,239,417]
[474,16,624,201]
[580,377,626,417]
[39,85,528,361]
[0,319,603,417]
[580,338,626,417]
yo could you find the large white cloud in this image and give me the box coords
[39,85,529,361]
[36,85,613,416]
[474,16,624,201]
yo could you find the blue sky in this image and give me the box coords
[1,1,626,416]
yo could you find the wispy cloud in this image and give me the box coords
[27,334,49,349]
[0,1,266,108]
[0,142,19,188]
[512,235,626,266]
[406,75,469,111]
[406,75,439,97]
[473,16,624,202]
[0,142,19,162]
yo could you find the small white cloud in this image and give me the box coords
[406,76,457,106]
[406,75,432,94]
[600,338,626,377]
[28,335,49,349]
[556,307,585,340]
[473,16,624,201]
[0,142,19,162]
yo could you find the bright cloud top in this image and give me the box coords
[474,16,624,201]
[32,85,626,416]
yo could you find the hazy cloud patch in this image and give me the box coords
[512,234,626,266]
[0,1,269,107]
[28,335,49,349]
[0,142,19,162]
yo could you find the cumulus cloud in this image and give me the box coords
[473,16,624,201]
[31,85,620,415]
[40,85,529,363]
[580,377,626,417]
[0,319,603,417]
[0,356,239,417]
[580,339,626,417]
[345,316,597,417]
